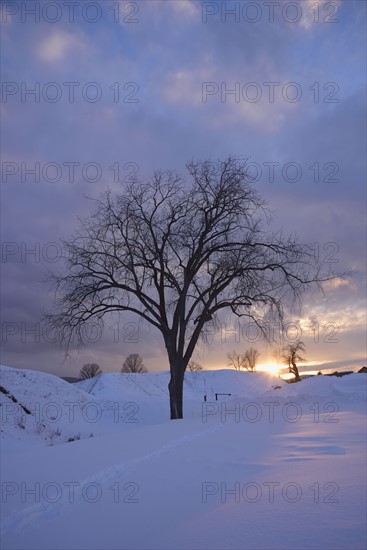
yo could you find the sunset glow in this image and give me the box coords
[256,363,281,377]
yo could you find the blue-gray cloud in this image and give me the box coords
[1,0,365,376]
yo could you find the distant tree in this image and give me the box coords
[80,363,102,379]
[121,354,148,373]
[281,341,306,382]
[227,351,247,371]
[244,347,259,372]
[227,349,259,371]
[187,361,203,372]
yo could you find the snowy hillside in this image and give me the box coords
[1,364,366,549]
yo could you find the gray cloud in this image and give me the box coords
[1,0,365,376]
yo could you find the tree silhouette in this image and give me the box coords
[46,157,336,419]
[227,351,247,371]
[80,363,102,379]
[227,348,259,371]
[244,347,259,372]
[282,340,306,382]
[121,354,147,373]
[187,361,203,372]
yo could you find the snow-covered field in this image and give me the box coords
[1,364,366,549]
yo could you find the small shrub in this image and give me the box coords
[67,433,81,442]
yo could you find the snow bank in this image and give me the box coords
[276,372,367,402]
[1,365,100,447]
[1,365,366,549]
[1,365,365,449]
[76,369,281,400]
[0,365,90,405]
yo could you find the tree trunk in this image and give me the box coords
[168,366,184,419]
[290,361,301,382]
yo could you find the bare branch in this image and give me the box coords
[45,157,339,418]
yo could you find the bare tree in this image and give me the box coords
[281,340,306,382]
[46,157,335,419]
[121,354,147,373]
[187,361,203,372]
[227,351,247,371]
[227,348,259,371]
[244,347,259,372]
[80,363,102,379]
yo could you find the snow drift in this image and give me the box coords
[1,364,366,550]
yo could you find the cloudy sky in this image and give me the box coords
[1,0,366,377]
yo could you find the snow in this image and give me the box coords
[1,364,366,549]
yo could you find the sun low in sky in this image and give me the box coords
[256,363,281,377]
